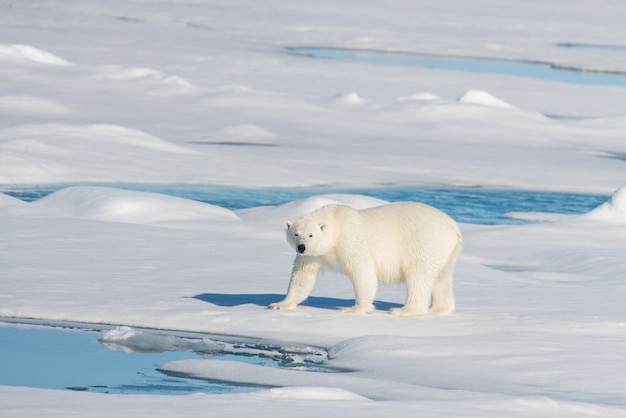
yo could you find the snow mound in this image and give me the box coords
[236,194,388,223]
[99,326,225,354]
[97,65,194,88]
[160,356,376,400]
[158,359,329,394]
[456,89,515,109]
[0,96,71,115]
[326,91,368,106]
[0,44,72,66]
[580,184,626,223]
[199,124,279,145]
[398,92,442,102]
[0,123,194,154]
[263,387,368,401]
[212,84,253,95]
[33,186,240,226]
[0,193,28,208]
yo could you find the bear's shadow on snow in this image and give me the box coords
[191,293,401,311]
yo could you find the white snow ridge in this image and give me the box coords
[0,44,72,66]
[456,89,515,109]
[582,183,626,222]
[1,0,626,417]
[33,186,240,226]
[326,91,368,106]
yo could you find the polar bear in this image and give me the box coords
[268,202,462,316]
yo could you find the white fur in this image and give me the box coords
[268,202,462,316]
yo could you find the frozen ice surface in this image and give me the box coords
[99,326,226,354]
[1,0,626,417]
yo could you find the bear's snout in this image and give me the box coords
[297,244,306,254]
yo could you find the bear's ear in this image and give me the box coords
[283,221,292,231]
[319,223,326,231]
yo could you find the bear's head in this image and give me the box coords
[283,218,330,256]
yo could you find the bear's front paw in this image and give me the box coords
[268,302,297,310]
[340,304,374,314]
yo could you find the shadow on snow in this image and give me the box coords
[191,293,402,311]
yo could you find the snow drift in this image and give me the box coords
[32,186,240,226]
[580,183,626,223]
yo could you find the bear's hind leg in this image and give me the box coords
[429,272,455,315]
[429,242,461,315]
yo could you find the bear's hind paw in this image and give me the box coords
[389,307,428,317]
[428,306,454,316]
[340,304,375,314]
[268,302,297,310]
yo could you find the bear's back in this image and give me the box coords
[358,202,460,262]
[360,202,456,228]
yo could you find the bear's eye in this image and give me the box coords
[308,234,313,238]
[294,233,299,237]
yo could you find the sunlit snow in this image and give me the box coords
[1,0,626,417]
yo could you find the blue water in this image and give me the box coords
[557,42,626,52]
[287,46,626,87]
[2,184,609,225]
[0,323,333,395]
[0,325,258,395]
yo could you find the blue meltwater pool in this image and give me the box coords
[0,322,329,395]
[287,46,626,88]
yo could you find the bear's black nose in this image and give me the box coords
[297,244,306,254]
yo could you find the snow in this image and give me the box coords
[1,0,626,416]
[325,91,369,107]
[0,44,71,66]
[456,89,516,109]
[199,124,280,146]
[582,183,626,223]
[32,186,240,227]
